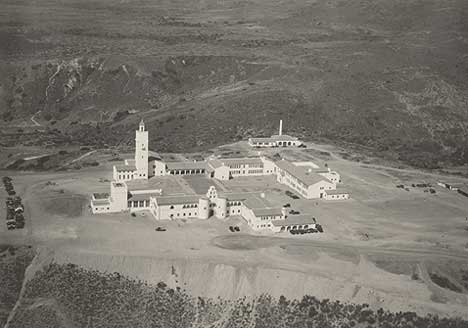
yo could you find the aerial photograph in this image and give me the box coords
[1,0,468,327]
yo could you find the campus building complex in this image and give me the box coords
[248,120,303,148]
[91,121,349,231]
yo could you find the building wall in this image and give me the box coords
[261,157,277,175]
[91,203,112,214]
[276,170,310,198]
[151,160,167,177]
[153,202,200,220]
[110,182,128,212]
[214,165,230,180]
[227,201,243,216]
[214,197,227,219]
[306,180,335,199]
[128,199,151,211]
[135,125,149,179]
[324,193,349,201]
[114,168,136,182]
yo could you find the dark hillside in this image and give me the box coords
[0,0,467,168]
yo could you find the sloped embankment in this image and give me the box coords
[7,261,468,328]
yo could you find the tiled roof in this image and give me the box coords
[275,160,329,186]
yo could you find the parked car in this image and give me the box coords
[234,226,240,232]
[229,226,235,232]
[283,203,291,208]
[289,210,300,215]
[155,227,166,232]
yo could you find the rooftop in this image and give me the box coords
[271,214,317,227]
[275,160,329,186]
[166,161,207,171]
[252,207,283,217]
[249,134,299,142]
[208,157,263,169]
[115,164,137,171]
[93,192,109,200]
[242,195,283,217]
[128,192,161,201]
[324,188,349,195]
[91,198,111,206]
[155,194,201,206]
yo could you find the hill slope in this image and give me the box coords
[0,0,467,168]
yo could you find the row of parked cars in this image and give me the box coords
[285,190,300,200]
[3,177,25,230]
[289,224,323,235]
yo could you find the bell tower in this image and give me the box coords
[135,119,148,179]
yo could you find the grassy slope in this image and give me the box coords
[0,0,467,168]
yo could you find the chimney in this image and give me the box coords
[279,120,283,136]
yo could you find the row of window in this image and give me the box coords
[94,206,110,211]
[128,200,149,208]
[227,201,242,206]
[118,174,133,180]
[260,215,280,221]
[169,203,197,209]
[169,212,197,218]
[168,169,206,175]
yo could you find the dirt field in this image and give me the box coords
[1,142,468,319]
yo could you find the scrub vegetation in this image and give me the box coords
[1,0,468,169]
[9,263,468,328]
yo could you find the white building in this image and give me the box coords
[248,120,303,148]
[113,119,149,182]
[275,159,347,200]
[91,121,349,231]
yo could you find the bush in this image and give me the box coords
[9,263,468,328]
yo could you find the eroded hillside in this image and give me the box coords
[1,0,468,168]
